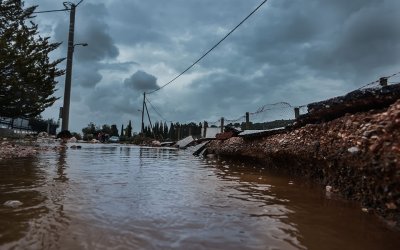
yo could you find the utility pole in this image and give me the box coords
[141,92,145,134]
[61,2,76,131]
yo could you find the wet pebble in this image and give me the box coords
[4,200,23,208]
[347,146,360,154]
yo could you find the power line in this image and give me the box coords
[76,0,85,7]
[145,96,171,122]
[387,71,400,79]
[146,0,269,95]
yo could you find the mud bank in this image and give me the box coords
[206,99,400,228]
[0,138,65,160]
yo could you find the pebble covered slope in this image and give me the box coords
[207,99,400,228]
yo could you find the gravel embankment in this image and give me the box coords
[0,138,64,160]
[207,99,400,228]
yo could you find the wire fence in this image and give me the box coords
[205,72,400,129]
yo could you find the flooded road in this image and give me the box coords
[1,144,400,249]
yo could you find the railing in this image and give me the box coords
[0,117,33,134]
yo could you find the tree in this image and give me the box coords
[144,125,152,137]
[82,122,96,136]
[153,121,159,137]
[71,132,82,140]
[163,122,168,139]
[169,123,175,140]
[125,120,132,137]
[120,124,124,137]
[110,124,119,136]
[0,1,64,118]
[101,124,111,135]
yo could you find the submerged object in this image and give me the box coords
[4,200,23,208]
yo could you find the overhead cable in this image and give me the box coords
[146,0,269,95]
[76,0,85,7]
[145,96,171,122]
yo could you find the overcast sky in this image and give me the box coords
[25,0,400,133]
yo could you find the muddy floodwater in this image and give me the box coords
[1,144,400,249]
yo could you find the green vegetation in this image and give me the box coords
[81,122,120,141]
[81,121,204,143]
[125,120,132,137]
[143,122,202,141]
[0,0,64,118]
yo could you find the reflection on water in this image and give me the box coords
[0,147,72,249]
[55,147,68,182]
[0,157,47,245]
[0,144,399,249]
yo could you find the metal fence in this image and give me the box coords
[0,117,33,134]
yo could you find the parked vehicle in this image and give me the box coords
[108,136,120,143]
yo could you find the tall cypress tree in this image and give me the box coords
[0,1,64,118]
[163,122,168,139]
[153,121,159,137]
[169,123,175,140]
[125,120,132,137]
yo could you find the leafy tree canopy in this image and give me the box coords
[110,124,119,136]
[0,0,64,118]
[82,122,97,136]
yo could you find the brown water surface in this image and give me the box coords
[0,144,399,249]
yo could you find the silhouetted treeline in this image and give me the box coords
[143,122,203,141]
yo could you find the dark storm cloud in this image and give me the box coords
[85,0,399,127]
[308,2,400,74]
[233,0,400,84]
[98,61,140,71]
[84,70,158,117]
[107,1,165,45]
[85,81,143,118]
[124,70,159,91]
[74,65,103,88]
[74,3,119,62]
[25,0,400,132]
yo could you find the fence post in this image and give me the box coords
[220,117,224,133]
[379,77,388,87]
[245,112,250,130]
[294,107,300,119]
[203,121,207,138]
